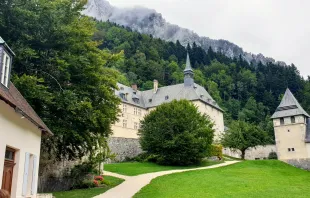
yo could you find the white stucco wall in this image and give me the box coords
[192,100,225,141]
[0,100,42,198]
[112,100,224,142]
[112,103,147,138]
[273,116,309,160]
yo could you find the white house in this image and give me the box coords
[0,37,53,198]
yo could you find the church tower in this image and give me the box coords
[184,53,194,86]
[271,88,310,160]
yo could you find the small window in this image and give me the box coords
[123,119,127,128]
[120,87,124,90]
[255,158,260,160]
[280,118,284,125]
[123,104,127,113]
[5,148,15,161]
[291,116,295,124]
[138,109,141,116]
[134,108,138,115]
[288,129,290,132]
[149,99,152,103]
[288,148,291,152]
[292,148,295,151]
[165,95,169,100]
[134,122,138,130]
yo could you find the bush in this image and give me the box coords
[73,179,96,189]
[70,161,96,189]
[210,144,223,160]
[139,100,214,165]
[268,151,278,159]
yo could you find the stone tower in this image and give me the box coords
[271,88,310,161]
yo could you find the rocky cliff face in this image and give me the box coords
[82,0,285,66]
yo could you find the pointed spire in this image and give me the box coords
[184,53,194,86]
[184,53,193,72]
[271,88,309,118]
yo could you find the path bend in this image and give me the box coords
[95,160,239,198]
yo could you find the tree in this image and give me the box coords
[139,100,214,165]
[1,0,121,160]
[221,120,269,159]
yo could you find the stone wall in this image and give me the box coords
[108,137,143,161]
[223,145,277,160]
[284,158,310,170]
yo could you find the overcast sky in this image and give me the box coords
[109,0,310,77]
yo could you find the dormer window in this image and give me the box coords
[0,37,15,88]
[1,53,10,87]
[149,99,152,103]
[165,95,169,100]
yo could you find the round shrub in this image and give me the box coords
[139,99,214,165]
[268,151,278,159]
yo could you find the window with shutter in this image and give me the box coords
[22,153,30,196]
[31,155,37,195]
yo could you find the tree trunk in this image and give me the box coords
[241,150,246,160]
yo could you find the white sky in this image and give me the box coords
[109,0,310,77]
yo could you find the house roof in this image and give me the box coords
[116,83,223,112]
[0,82,53,135]
[0,36,15,56]
[271,88,310,119]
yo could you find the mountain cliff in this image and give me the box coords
[82,0,286,66]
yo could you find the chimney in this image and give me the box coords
[131,84,138,91]
[153,79,158,93]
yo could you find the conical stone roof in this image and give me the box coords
[271,88,309,119]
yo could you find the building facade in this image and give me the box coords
[0,37,53,197]
[271,88,310,169]
[109,54,225,160]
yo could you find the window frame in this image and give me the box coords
[122,119,127,128]
[290,116,295,124]
[280,118,284,125]
[1,51,11,87]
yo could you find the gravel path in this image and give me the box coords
[94,160,239,198]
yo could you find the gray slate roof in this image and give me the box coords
[184,53,193,72]
[0,36,15,56]
[116,83,223,111]
[271,88,309,119]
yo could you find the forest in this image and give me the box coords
[1,0,309,160]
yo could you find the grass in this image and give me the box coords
[52,176,124,198]
[134,160,310,198]
[104,160,223,176]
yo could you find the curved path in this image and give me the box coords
[94,161,239,198]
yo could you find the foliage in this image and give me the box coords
[88,138,116,175]
[53,176,124,198]
[221,120,269,159]
[134,160,310,198]
[104,161,223,176]
[0,0,121,160]
[139,100,214,165]
[70,161,96,189]
[210,145,223,160]
[268,151,278,160]
[93,180,99,187]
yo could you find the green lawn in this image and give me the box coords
[104,160,223,176]
[52,176,124,198]
[134,160,310,198]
